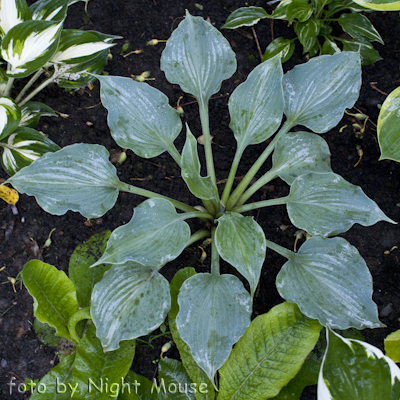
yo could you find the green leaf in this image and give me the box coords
[321,38,341,55]
[69,230,112,308]
[6,143,122,218]
[0,0,32,38]
[338,12,383,44]
[319,328,400,399]
[283,51,361,133]
[0,97,21,140]
[293,19,321,53]
[222,7,269,29]
[271,0,292,19]
[262,37,295,63]
[160,11,236,104]
[350,0,400,10]
[378,86,400,162]
[271,131,332,185]
[98,75,182,159]
[176,273,252,382]
[21,260,79,342]
[341,36,382,65]
[92,198,190,268]
[215,212,266,298]
[91,262,171,351]
[228,54,284,151]
[328,0,370,14]
[286,0,313,23]
[385,330,400,363]
[276,236,383,330]
[34,319,61,347]
[181,125,218,201]
[19,101,56,128]
[1,127,60,176]
[218,302,321,400]
[286,172,394,237]
[29,0,68,21]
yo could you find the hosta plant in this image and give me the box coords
[7,11,399,399]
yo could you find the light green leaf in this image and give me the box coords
[0,0,31,38]
[286,172,394,237]
[350,0,400,10]
[271,131,332,185]
[338,12,383,44]
[262,37,295,63]
[385,330,400,363]
[181,125,218,201]
[69,230,112,308]
[341,36,382,65]
[218,302,321,400]
[222,7,269,29]
[176,273,252,382]
[286,0,313,23]
[276,236,383,330]
[378,86,400,162]
[30,0,68,21]
[283,52,361,133]
[92,198,190,268]
[215,212,266,298]
[6,143,122,218]
[91,262,170,351]
[19,101,56,128]
[160,11,236,104]
[318,328,400,399]
[228,54,283,151]
[0,97,21,140]
[21,260,79,342]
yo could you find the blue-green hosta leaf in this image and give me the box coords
[20,101,56,128]
[229,54,283,151]
[218,302,321,400]
[160,11,236,104]
[283,52,361,133]
[92,198,190,268]
[1,127,60,176]
[0,97,21,140]
[318,328,400,399]
[215,212,266,298]
[30,0,68,21]
[262,37,295,63]
[97,75,182,159]
[351,0,400,10]
[91,262,170,351]
[276,237,383,330]
[222,7,269,29]
[176,273,252,382]
[338,12,383,44]
[6,143,122,218]
[271,131,332,185]
[378,86,400,162]
[21,260,79,342]
[286,172,394,237]
[0,0,31,38]
[181,125,218,201]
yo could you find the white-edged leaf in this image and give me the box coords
[215,212,266,298]
[6,143,122,218]
[92,198,190,268]
[338,12,383,44]
[176,273,252,382]
[262,37,295,63]
[20,101,56,128]
[30,0,68,21]
[0,97,21,140]
[276,236,383,330]
[91,262,170,351]
[0,0,31,38]
[222,6,269,29]
[160,11,236,104]
[351,0,400,10]
[283,52,361,133]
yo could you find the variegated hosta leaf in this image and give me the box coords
[176,273,252,382]
[1,19,63,78]
[98,75,182,159]
[19,101,56,128]
[0,68,8,96]
[283,51,361,133]
[215,212,266,298]
[318,328,400,400]
[91,262,171,351]
[0,97,21,140]
[0,0,31,38]
[7,143,122,218]
[30,0,68,22]
[160,11,237,104]
[92,198,190,268]
[271,131,332,185]
[286,172,394,237]
[351,0,400,10]
[222,6,269,29]
[229,54,284,151]
[276,236,383,330]
[0,127,60,176]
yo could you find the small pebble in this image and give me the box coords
[380,303,393,317]
[1,359,7,368]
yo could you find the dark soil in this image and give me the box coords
[1,1,400,399]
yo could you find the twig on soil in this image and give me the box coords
[370,82,388,96]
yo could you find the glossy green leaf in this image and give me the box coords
[34,319,60,347]
[338,12,383,44]
[98,75,182,159]
[262,37,295,63]
[21,260,79,342]
[293,19,321,53]
[282,52,361,133]
[222,7,269,29]
[30,0,67,21]
[318,328,400,399]
[0,0,31,38]
[321,38,341,55]
[160,11,236,104]
[176,273,252,382]
[228,54,283,151]
[341,36,382,65]
[385,330,400,363]
[378,86,400,162]
[271,131,332,185]
[271,0,291,19]
[328,0,371,13]
[0,97,21,140]
[351,0,400,10]
[6,143,121,218]
[286,0,313,23]
[91,262,170,351]
[69,230,111,308]
[19,101,56,128]
[218,302,321,400]
[215,212,266,298]
[276,236,383,330]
